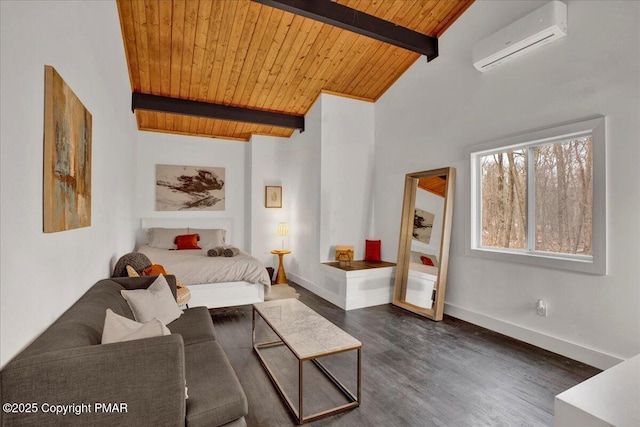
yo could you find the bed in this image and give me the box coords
[136,218,271,308]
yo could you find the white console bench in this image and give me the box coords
[554,353,640,426]
[320,261,396,311]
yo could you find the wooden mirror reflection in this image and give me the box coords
[392,167,455,321]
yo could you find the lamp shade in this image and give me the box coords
[276,222,289,237]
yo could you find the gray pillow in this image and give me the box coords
[189,228,226,249]
[146,227,188,249]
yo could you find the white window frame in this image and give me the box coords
[467,116,606,275]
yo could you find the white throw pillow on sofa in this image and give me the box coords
[120,274,183,324]
[101,308,170,344]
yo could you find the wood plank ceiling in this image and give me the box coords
[418,175,447,198]
[117,0,473,141]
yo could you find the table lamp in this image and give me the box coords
[276,222,289,250]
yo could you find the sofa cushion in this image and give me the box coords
[219,418,247,427]
[2,334,186,426]
[184,341,248,427]
[121,275,183,325]
[167,306,216,345]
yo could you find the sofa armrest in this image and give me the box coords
[112,275,177,300]
[0,334,186,426]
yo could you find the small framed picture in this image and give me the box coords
[265,186,282,208]
[335,245,354,262]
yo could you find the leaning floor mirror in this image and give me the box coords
[392,167,455,321]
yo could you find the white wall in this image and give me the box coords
[249,134,291,267]
[250,93,376,303]
[374,0,640,369]
[284,98,324,287]
[0,1,137,366]
[253,98,324,284]
[290,94,376,302]
[135,132,249,249]
[320,95,376,261]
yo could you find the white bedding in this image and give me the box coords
[408,262,439,277]
[137,245,271,289]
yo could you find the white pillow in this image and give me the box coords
[146,227,188,249]
[189,228,226,249]
[102,308,170,344]
[120,274,183,324]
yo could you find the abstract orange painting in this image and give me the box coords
[43,65,92,232]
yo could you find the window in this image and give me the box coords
[469,117,606,274]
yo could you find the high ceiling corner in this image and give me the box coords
[117,0,473,141]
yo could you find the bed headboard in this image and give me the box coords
[137,217,234,248]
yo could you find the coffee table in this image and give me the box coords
[252,299,361,424]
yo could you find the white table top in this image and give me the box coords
[253,298,361,360]
[555,353,640,426]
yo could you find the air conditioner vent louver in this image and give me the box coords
[473,1,567,72]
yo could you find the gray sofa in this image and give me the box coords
[0,276,248,427]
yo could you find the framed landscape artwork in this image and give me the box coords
[265,186,282,208]
[156,164,226,211]
[43,65,92,233]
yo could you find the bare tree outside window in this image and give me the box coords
[480,149,526,249]
[479,138,593,256]
[534,137,593,255]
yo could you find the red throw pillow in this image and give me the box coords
[420,255,434,266]
[364,239,381,262]
[174,234,201,250]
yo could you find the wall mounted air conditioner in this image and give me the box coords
[472,0,567,72]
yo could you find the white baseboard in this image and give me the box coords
[444,302,623,370]
[288,273,345,308]
[345,292,392,310]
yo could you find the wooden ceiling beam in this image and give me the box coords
[131,92,305,132]
[252,0,438,60]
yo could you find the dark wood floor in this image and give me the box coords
[210,283,599,427]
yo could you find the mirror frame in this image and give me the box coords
[392,167,456,321]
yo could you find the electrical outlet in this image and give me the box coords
[536,299,547,317]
